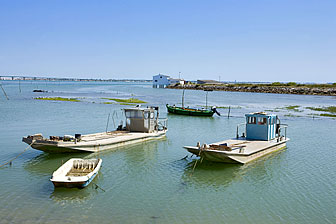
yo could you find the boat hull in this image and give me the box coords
[184,138,288,164]
[52,181,88,188]
[166,105,214,116]
[52,172,98,188]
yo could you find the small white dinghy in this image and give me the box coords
[50,158,102,188]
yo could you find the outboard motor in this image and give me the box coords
[212,106,221,116]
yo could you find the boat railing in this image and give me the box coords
[277,124,288,142]
[236,123,246,138]
[157,118,168,131]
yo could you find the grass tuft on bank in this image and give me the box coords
[35,97,80,102]
[306,106,336,114]
[101,97,147,104]
[319,113,336,117]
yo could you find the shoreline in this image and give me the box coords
[167,84,336,96]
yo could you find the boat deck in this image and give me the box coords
[79,131,131,142]
[207,137,288,155]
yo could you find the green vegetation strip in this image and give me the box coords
[282,105,302,112]
[101,97,147,104]
[306,106,336,114]
[35,97,80,102]
[319,113,336,117]
[284,105,300,110]
[196,105,242,109]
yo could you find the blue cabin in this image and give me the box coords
[245,112,277,141]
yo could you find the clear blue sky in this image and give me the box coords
[0,0,335,82]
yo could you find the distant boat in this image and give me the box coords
[184,112,289,164]
[166,104,216,116]
[22,106,168,153]
[166,89,220,117]
[50,158,102,188]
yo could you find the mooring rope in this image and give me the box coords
[0,140,35,168]
[92,182,106,192]
[190,144,205,176]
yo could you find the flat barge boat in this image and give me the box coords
[184,112,289,164]
[23,106,167,153]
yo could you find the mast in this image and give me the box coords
[206,91,208,109]
[204,89,212,110]
[182,89,185,108]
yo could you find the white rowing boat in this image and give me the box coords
[50,158,102,188]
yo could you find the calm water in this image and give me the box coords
[0,81,335,224]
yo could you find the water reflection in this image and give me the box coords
[50,185,95,203]
[24,152,90,176]
[181,160,241,188]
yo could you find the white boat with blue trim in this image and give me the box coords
[50,158,102,188]
[184,112,289,164]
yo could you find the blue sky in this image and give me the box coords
[0,0,335,82]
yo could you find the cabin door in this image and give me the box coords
[144,111,149,131]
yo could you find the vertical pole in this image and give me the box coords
[111,111,116,129]
[156,107,159,131]
[182,89,185,108]
[19,80,21,93]
[285,127,287,140]
[105,113,110,133]
[0,83,9,100]
[205,91,208,110]
[228,106,231,118]
[236,125,239,139]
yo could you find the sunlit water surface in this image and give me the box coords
[0,81,335,223]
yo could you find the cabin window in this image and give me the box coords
[144,112,149,119]
[257,117,267,125]
[248,117,256,124]
[125,110,143,118]
[155,80,157,82]
[150,112,155,119]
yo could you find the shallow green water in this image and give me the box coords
[0,81,335,223]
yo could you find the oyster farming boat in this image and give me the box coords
[22,106,167,153]
[50,158,102,188]
[184,112,289,164]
